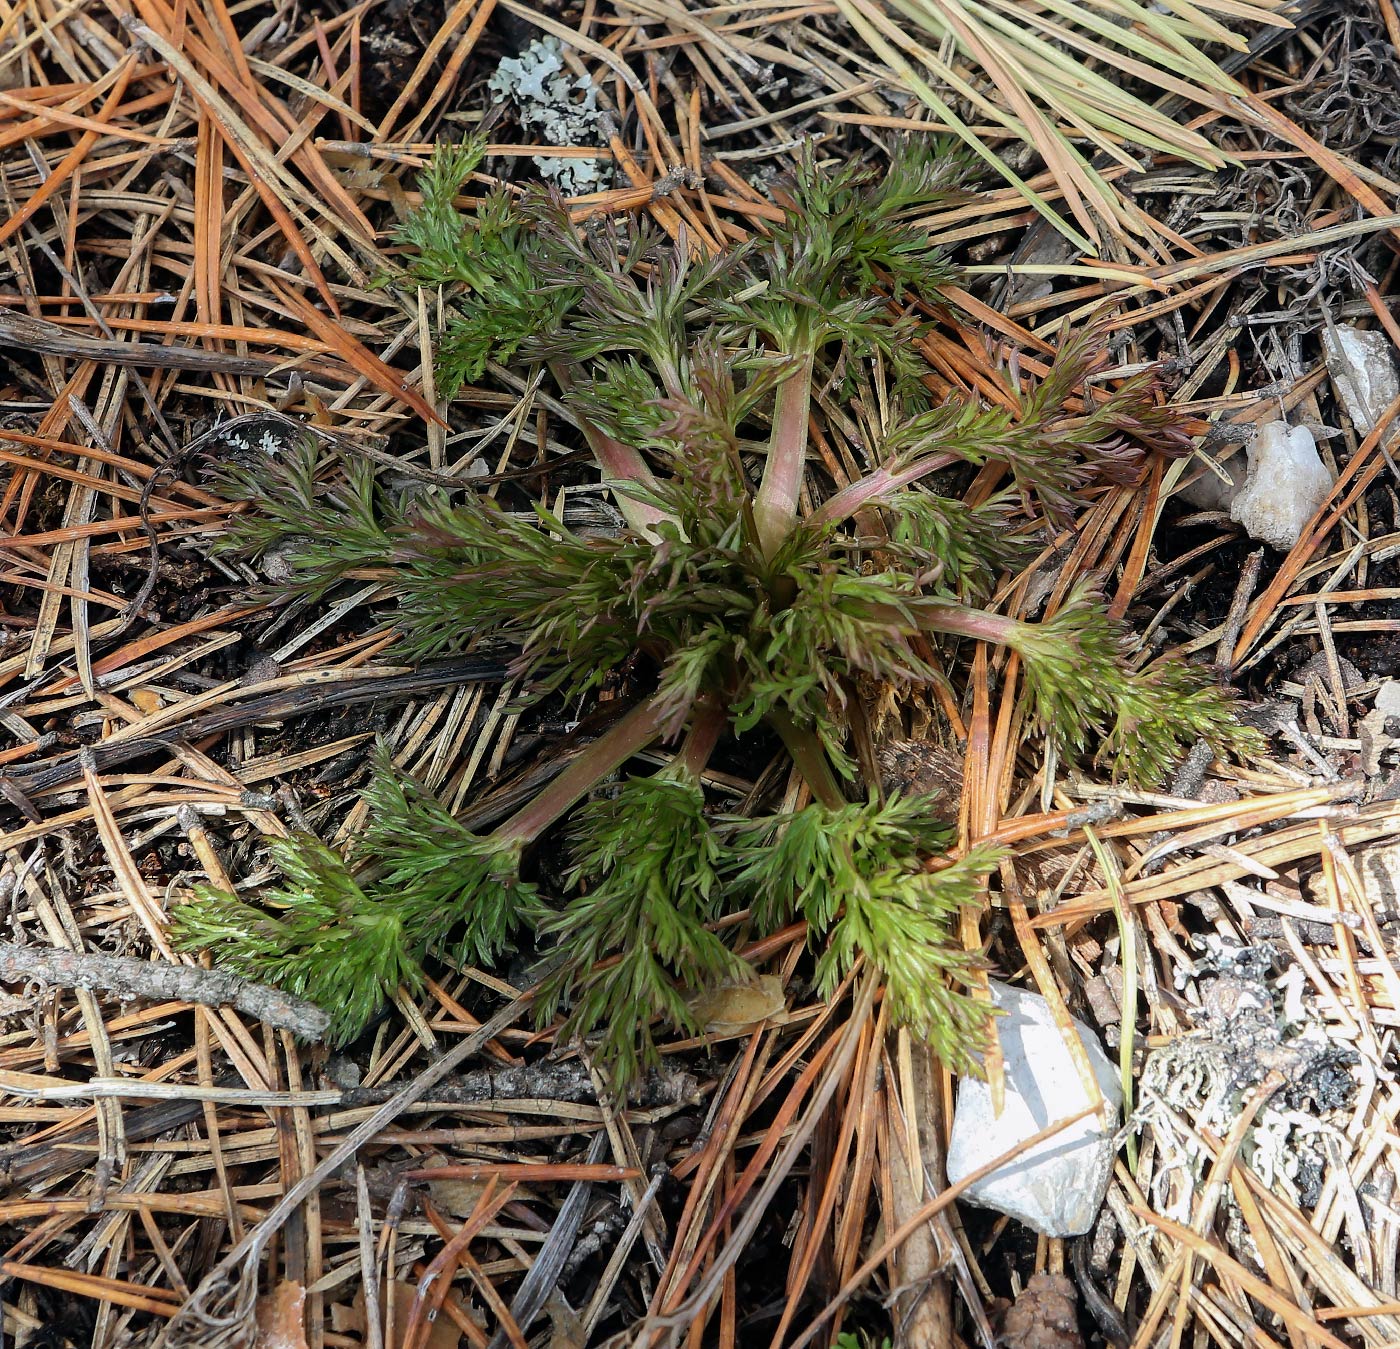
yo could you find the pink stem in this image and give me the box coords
[496,696,670,846]
[674,700,726,780]
[809,452,957,530]
[550,359,672,537]
[918,603,1021,646]
[753,351,814,558]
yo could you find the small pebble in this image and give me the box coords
[946,981,1122,1238]
[1323,324,1399,433]
[1230,421,1334,551]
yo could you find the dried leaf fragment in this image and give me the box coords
[688,973,786,1032]
[254,1281,309,1349]
[351,1279,471,1349]
[428,1175,489,1218]
[999,1273,1084,1349]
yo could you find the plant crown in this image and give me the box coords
[173,139,1256,1077]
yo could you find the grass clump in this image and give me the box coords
[172,141,1256,1076]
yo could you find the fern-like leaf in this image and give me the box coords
[536,777,746,1081]
[731,797,1000,1074]
[169,837,421,1046]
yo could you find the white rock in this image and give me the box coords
[1180,447,1244,513]
[1323,324,1399,433]
[946,981,1122,1238]
[1377,681,1400,719]
[1229,422,1333,552]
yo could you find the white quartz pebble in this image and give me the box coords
[1323,324,1400,433]
[1229,421,1333,552]
[946,981,1122,1238]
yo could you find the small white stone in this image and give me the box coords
[946,981,1122,1238]
[1229,421,1333,552]
[1323,325,1400,433]
[1179,447,1243,513]
[1376,681,1400,719]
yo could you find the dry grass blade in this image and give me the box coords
[828,0,1291,248]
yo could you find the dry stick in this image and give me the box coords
[1213,546,1264,674]
[0,940,329,1039]
[122,16,347,316]
[483,1132,610,1349]
[158,997,531,1349]
[1130,1072,1283,1349]
[0,306,303,377]
[1129,1208,1352,1349]
[3,1081,326,1106]
[0,1096,215,1197]
[0,57,137,250]
[5,656,511,797]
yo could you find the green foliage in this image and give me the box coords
[729,533,944,772]
[723,144,967,353]
[536,777,745,1083]
[878,326,1189,517]
[388,495,655,680]
[181,141,1257,1076]
[390,138,487,285]
[763,146,965,316]
[1007,326,1193,508]
[169,836,425,1046]
[358,753,545,966]
[391,139,967,396]
[171,751,547,1047]
[732,798,1000,1074]
[571,357,677,448]
[883,488,1026,600]
[525,212,742,395]
[835,1334,891,1349]
[393,142,575,385]
[214,442,389,598]
[1004,585,1259,781]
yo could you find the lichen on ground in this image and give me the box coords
[487,37,611,193]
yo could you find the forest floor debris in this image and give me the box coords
[1,1,1400,1348]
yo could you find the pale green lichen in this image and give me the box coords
[487,37,611,194]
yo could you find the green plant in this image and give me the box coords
[835,1334,892,1349]
[173,141,1255,1075]
[171,836,429,1046]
